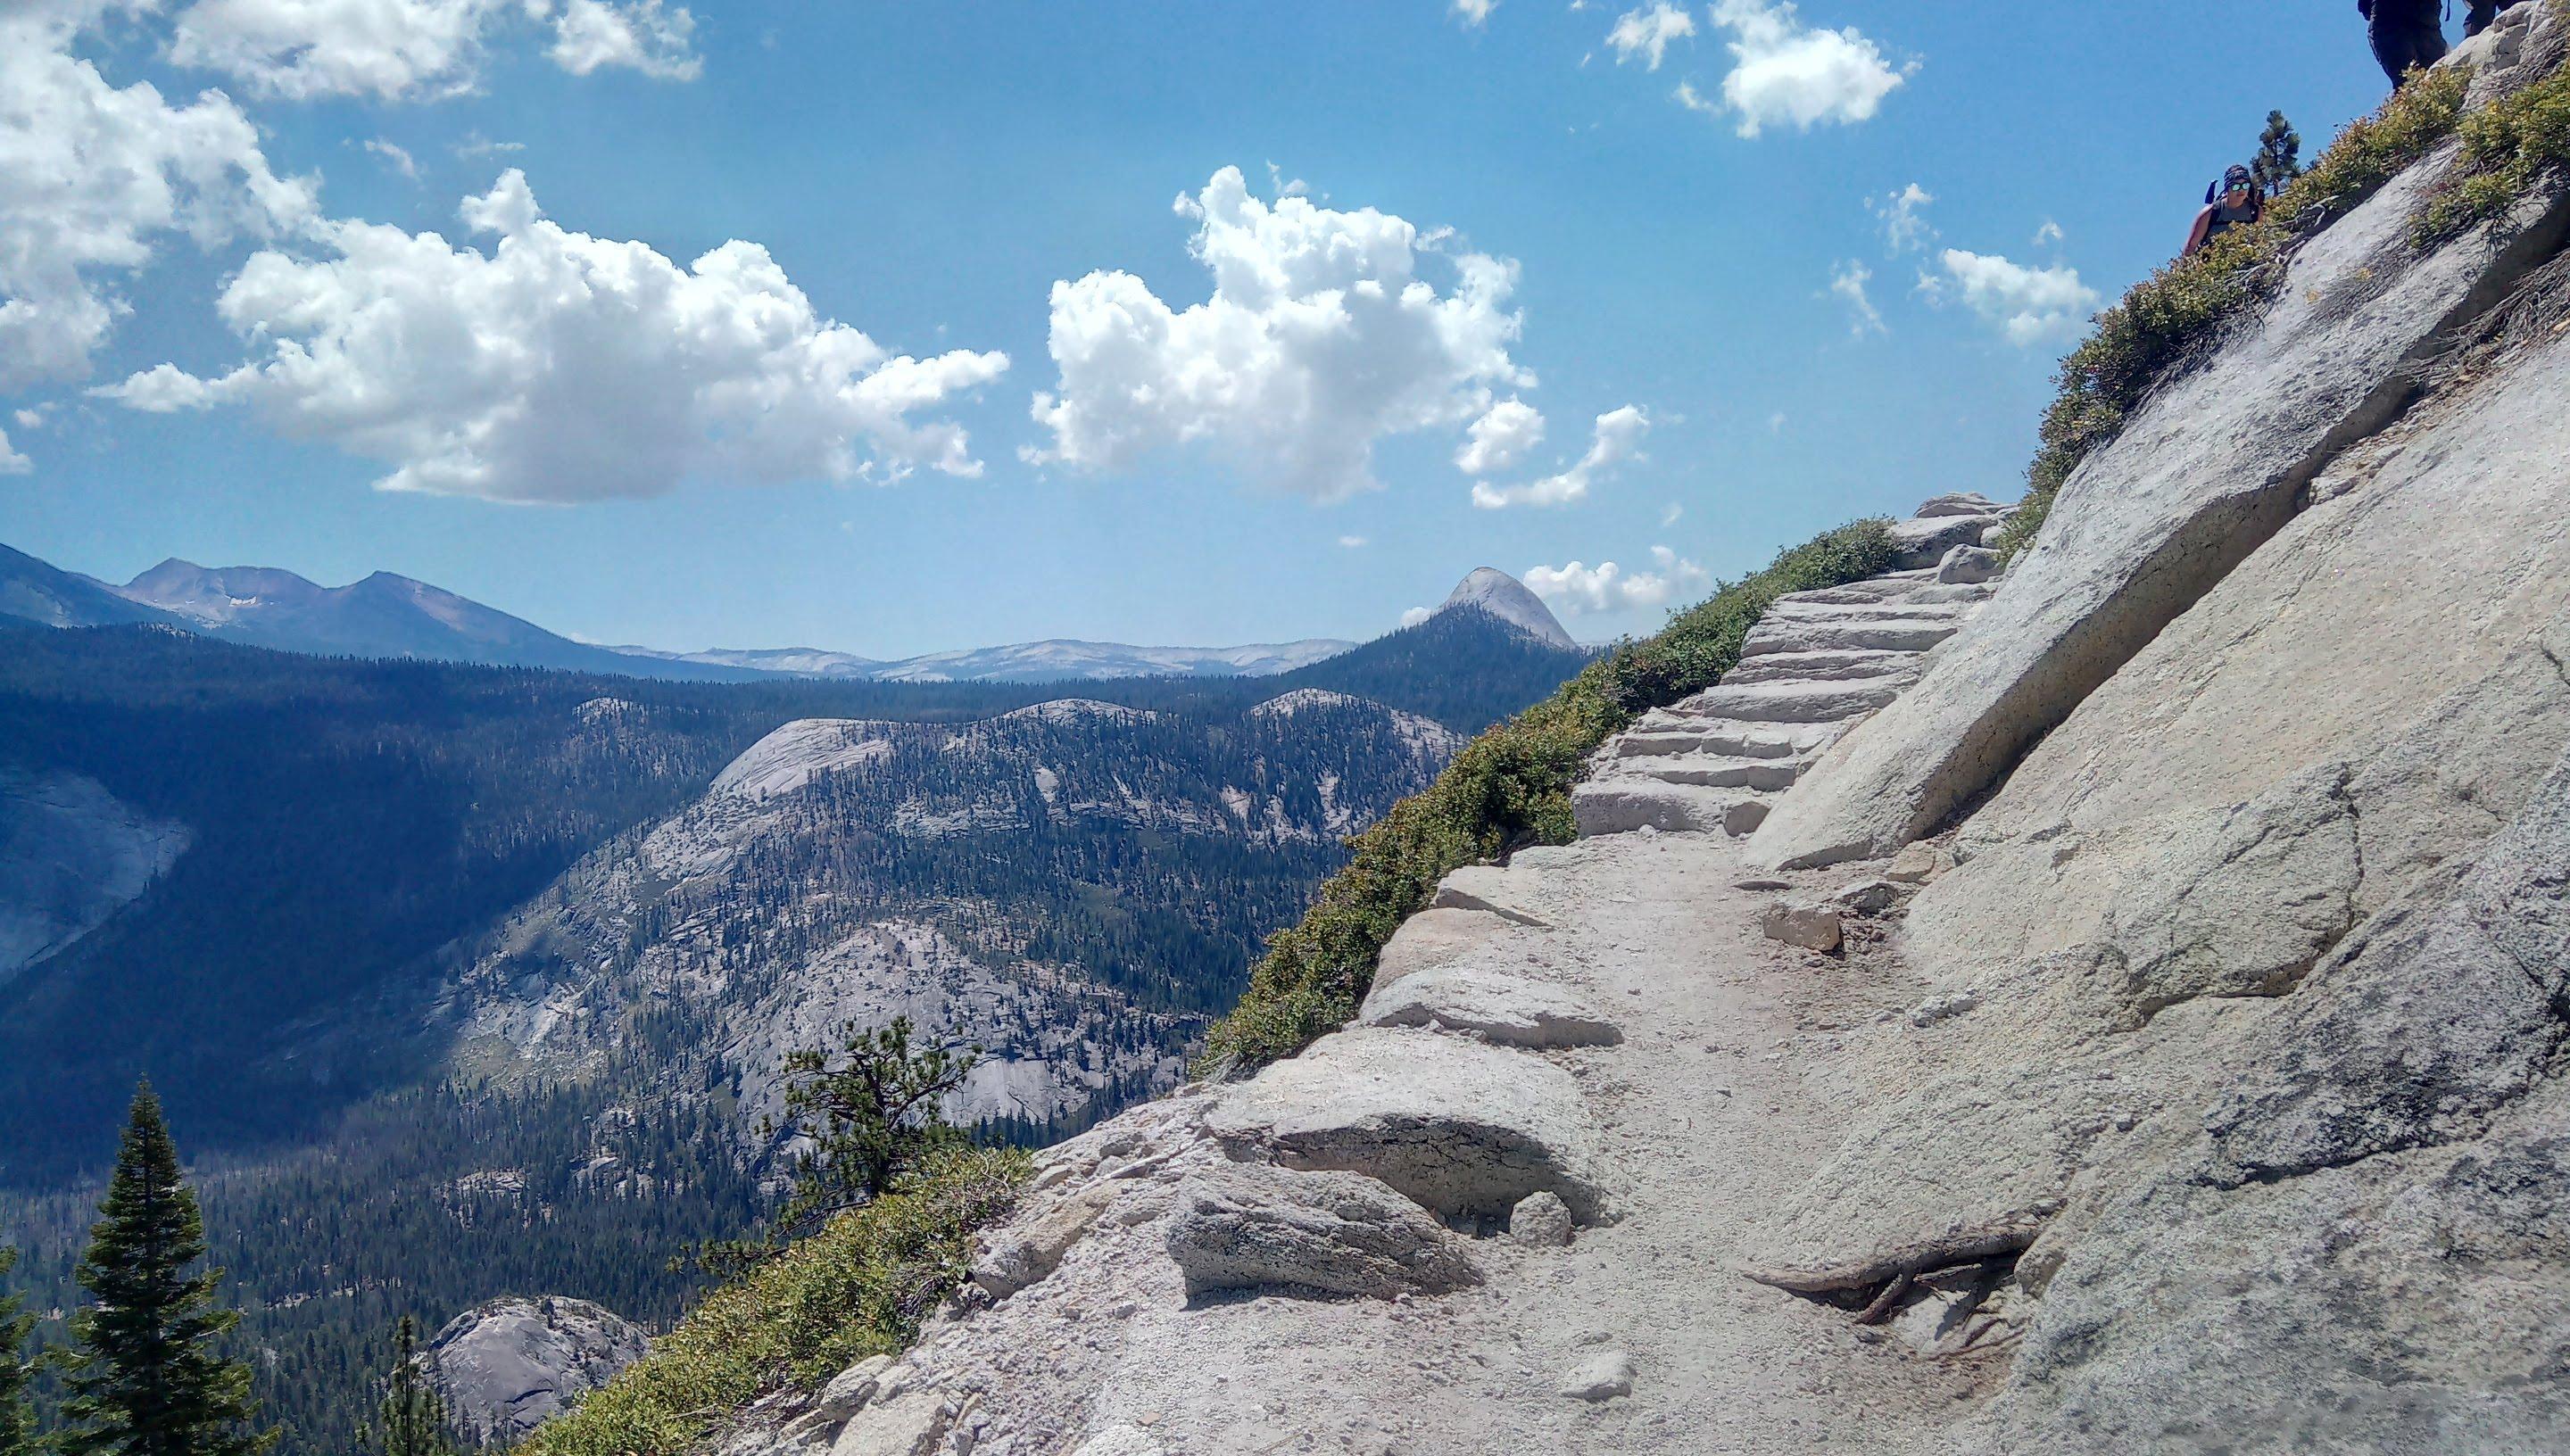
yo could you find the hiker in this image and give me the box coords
[2359,0,2448,88]
[2185,166,2264,257]
[2466,0,2526,36]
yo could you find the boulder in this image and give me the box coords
[828,1391,949,1456]
[1916,492,2008,518]
[1887,514,2002,570]
[1429,864,1552,927]
[1936,544,2002,585]
[1161,1162,1481,1299]
[1370,907,1515,991]
[1507,1191,1575,1248]
[1357,964,1623,1048]
[424,1296,651,1448]
[1206,1027,1608,1221]
[1760,901,1843,953]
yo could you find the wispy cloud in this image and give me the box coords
[1472,405,1648,509]
[1608,3,1695,70]
[1829,260,1885,335]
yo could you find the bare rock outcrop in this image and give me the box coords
[1162,1162,1483,1299]
[424,1295,650,1447]
[1204,1027,1608,1222]
[1750,17,2570,870]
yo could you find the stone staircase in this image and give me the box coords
[1572,496,2007,840]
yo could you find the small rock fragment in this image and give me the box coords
[1506,1191,1574,1248]
[1559,1350,1636,1402]
[1830,878,1902,915]
[1761,901,1844,953]
[1884,842,1940,884]
[1907,991,1980,1028]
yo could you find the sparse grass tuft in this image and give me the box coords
[513,1146,1029,1456]
[1198,518,1900,1070]
[2001,63,2472,562]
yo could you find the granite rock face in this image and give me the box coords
[1751,33,2570,872]
[425,1295,650,1447]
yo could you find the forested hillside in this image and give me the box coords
[0,601,1585,1456]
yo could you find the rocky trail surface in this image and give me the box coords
[725,826,1999,1456]
[1574,492,2004,842]
[725,14,2570,1454]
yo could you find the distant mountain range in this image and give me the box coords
[0,542,1578,685]
[611,637,1355,684]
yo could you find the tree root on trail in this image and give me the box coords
[1853,1270,1911,1325]
[1737,1224,2042,1320]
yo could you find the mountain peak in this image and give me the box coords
[1436,567,1576,651]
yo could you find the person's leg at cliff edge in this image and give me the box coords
[2361,0,2450,87]
[2466,0,2527,37]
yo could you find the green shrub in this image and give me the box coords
[1197,518,1899,1071]
[514,1146,1029,1456]
[2000,63,2473,561]
[2419,17,2570,240]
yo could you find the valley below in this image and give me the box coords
[0,568,1587,1455]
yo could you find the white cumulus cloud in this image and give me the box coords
[166,0,701,99]
[102,170,1009,502]
[0,426,29,476]
[170,0,505,100]
[1455,396,1545,475]
[1399,605,1436,628]
[1451,0,1496,26]
[1708,0,1906,137]
[1607,2,1694,70]
[0,3,318,392]
[1923,248,2100,346]
[1829,260,1883,335]
[1031,166,1533,501]
[1472,403,1647,509]
[546,0,701,79]
[1526,544,1708,616]
[1339,534,1369,548]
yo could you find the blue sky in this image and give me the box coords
[1,0,2395,656]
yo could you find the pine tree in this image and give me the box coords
[0,1247,37,1456]
[61,1082,269,1456]
[2252,110,2304,196]
[355,1317,453,1456]
[779,1017,976,1217]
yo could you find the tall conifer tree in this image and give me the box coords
[2252,110,2304,196]
[61,1083,268,1456]
[0,1246,37,1456]
[356,1317,453,1456]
